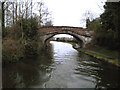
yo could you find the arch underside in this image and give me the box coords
[44,32,85,48]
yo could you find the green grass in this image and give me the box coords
[77,48,120,67]
[67,42,120,67]
[68,42,76,47]
[89,46,119,59]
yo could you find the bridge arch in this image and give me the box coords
[44,30,87,48]
[39,26,93,48]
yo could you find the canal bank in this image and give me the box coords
[70,42,120,67]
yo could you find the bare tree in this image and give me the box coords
[2,1,11,35]
[96,0,106,12]
[80,10,95,28]
[37,2,44,26]
[5,2,9,26]
[19,1,21,20]
[31,0,33,18]
[25,0,28,19]
[37,2,53,27]
[15,0,18,22]
[12,2,15,24]
[2,2,5,32]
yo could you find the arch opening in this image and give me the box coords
[45,33,84,48]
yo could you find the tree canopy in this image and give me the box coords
[86,2,120,50]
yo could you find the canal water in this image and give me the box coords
[2,41,120,88]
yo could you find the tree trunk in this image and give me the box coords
[12,3,15,24]
[5,3,8,26]
[21,2,24,39]
[31,0,32,18]
[2,2,5,34]
[15,1,17,23]
[25,1,28,20]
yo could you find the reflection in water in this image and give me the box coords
[3,45,54,88]
[2,41,120,88]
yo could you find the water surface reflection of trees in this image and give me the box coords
[3,46,53,88]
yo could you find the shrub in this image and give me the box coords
[2,38,24,63]
[17,17,39,40]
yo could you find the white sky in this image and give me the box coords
[41,0,106,37]
[54,34,73,38]
[42,0,106,27]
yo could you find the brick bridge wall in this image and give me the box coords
[38,26,93,36]
[38,26,94,48]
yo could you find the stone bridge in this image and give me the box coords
[38,26,94,48]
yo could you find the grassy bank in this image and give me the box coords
[69,42,120,67]
[77,48,120,67]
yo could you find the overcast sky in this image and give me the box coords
[42,0,106,28]
[41,0,106,37]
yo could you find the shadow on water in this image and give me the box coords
[75,52,120,89]
[2,44,54,88]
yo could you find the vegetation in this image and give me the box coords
[87,45,119,59]
[2,1,53,63]
[77,48,120,67]
[68,41,120,66]
[87,2,120,51]
[77,2,120,66]
[2,17,39,63]
[3,38,24,63]
[84,2,120,65]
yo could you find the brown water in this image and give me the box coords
[2,41,120,88]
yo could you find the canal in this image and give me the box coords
[2,41,120,88]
